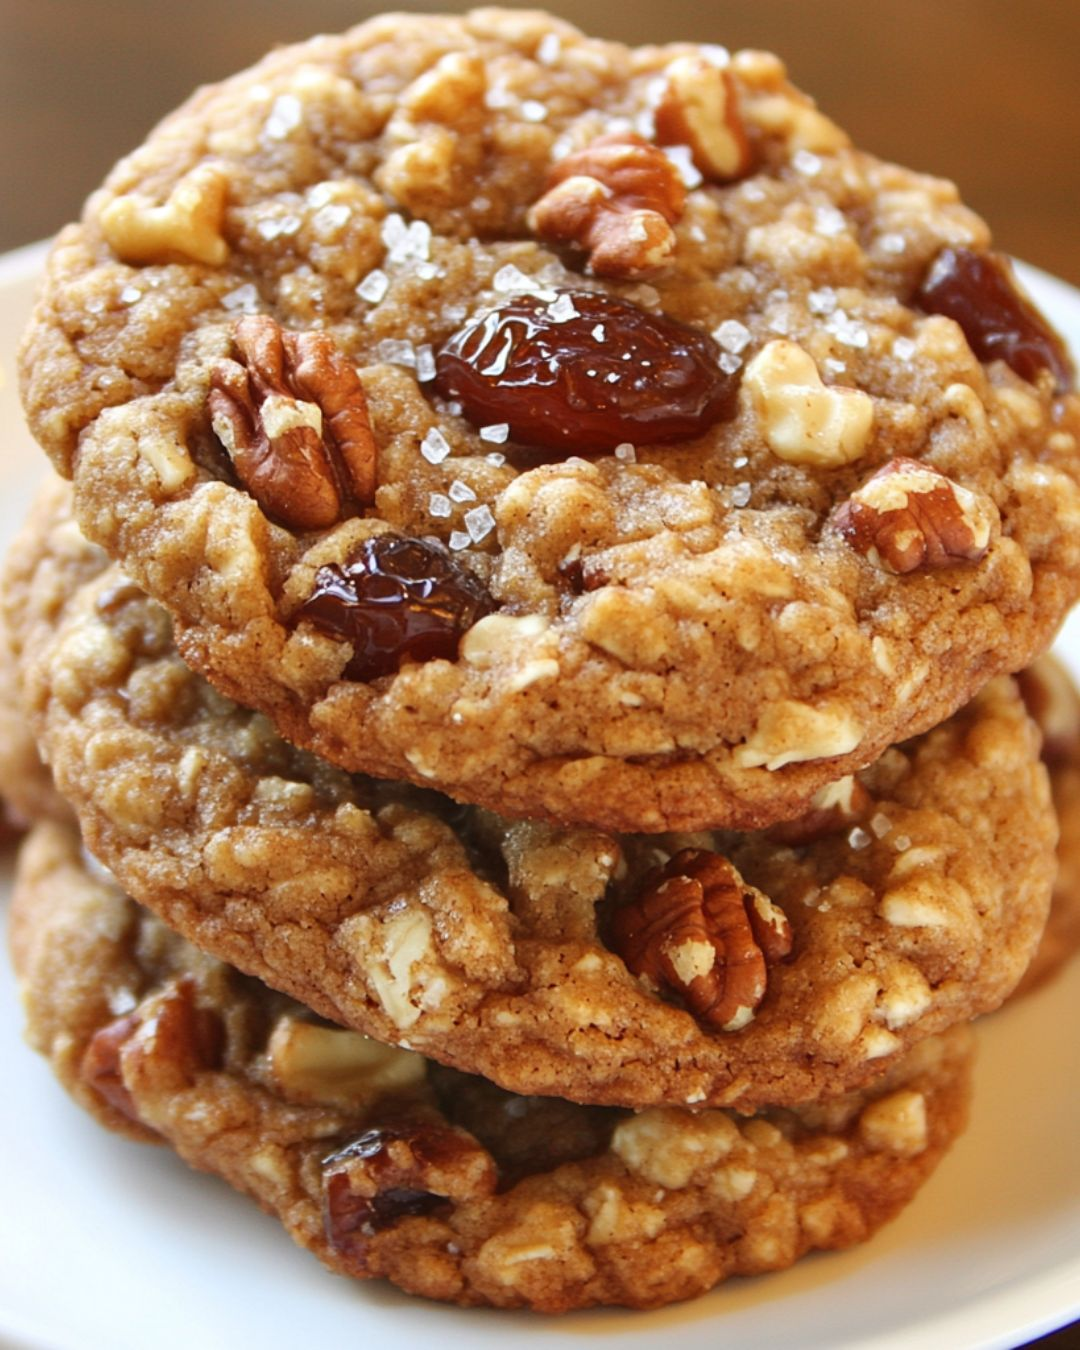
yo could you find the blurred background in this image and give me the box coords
[0,3,1077,1346]
[1,0,1078,287]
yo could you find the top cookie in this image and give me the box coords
[19,8,1080,832]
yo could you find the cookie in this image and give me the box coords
[1013,656,1080,996]
[10,816,973,1312]
[0,596,71,832]
[4,478,1054,1111]
[19,11,1080,833]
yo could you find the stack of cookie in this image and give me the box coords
[5,9,1080,1314]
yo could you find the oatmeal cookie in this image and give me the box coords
[0,599,71,832]
[4,478,1053,1110]
[1013,655,1080,996]
[18,11,1080,832]
[10,817,973,1312]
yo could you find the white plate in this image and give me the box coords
[0,243,1078,1350]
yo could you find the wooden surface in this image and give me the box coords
[1,0,1078,287]
[0,3,1077,1345]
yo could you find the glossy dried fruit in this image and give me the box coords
[915,247,1074,391]
[611,848,792,1030]
[434,291,738,455]
[296,534,496,681]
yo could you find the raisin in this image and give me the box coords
[295,535,495,682]
[915,247,1074,391]
[434,290,738,456]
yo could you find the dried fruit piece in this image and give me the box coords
[527,132,685,278]
[834,456,996,574]
[322,1121,496,1274]
[296,534,496,681]
[915,247,1074,391]
[654,56,753,181]
[610,848,792,1031]
[210,315,377,531]
[434,291,737,455]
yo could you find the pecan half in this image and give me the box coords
[209,315,377,531]
[322,1119,496,1275]
[80,1012,143,1123]
[526,132,686,279]
[833,457,996,574]
[611,848,792,1030]
[654,56,753,181]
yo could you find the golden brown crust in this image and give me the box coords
[3,478,1055,1110]
[9,817,974,1312]
[18,10,1080,833]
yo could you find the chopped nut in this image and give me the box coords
[654,56,753,181]
[610,848,792,1030]
[858,1089,928,1157]
[744,340,874,467]
[734,699,864,770]
[459,613,551,669]
[527,132,685,279]
[267,1017,425,1107]
[398,51,487,123]
[833,457,996,574]
[323,1120,496,1275]
[210,314,377,531]
[79,1012,143,1123]
[766,775,873,845]
[742,92,850,155]
[100,164,230,266]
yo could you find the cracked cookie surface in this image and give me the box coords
[18,9,1080,832]
[3,478,1055,1110]
[9,817,973,1312]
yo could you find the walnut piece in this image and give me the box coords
[209,315,377,531]
[610,848,792,1031]
[654,56,753,181]
[323,1120,496,1274]
[527,132,686,279]
[744,340,874,467]
[100,164,229,266]
[79,1012,143,1123]
[833,456,996,574]
[267,1016,425,1107]
[766,775,872,845]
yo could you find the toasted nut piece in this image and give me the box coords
[267,1016,425,1107]
[654,56,753,181]
[79,1012,143,1123]
[766,775,873,845]
[210,314,377,531]
[100,163,229,266]
[744,340,874,467]
[833,456,997,574]
[398,51,487,123]
[611,848,792,1031]
[527,132,685,279]
[742,92,850,155]
[323,1120,497,1275]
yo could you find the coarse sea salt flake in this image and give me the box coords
[893,336,917,361]
[449,479,476,503]
[879,232,907,255]
[848,826,872,851]
[479,423,510,444]
[356,269,389,303]
[486,451,507,467]
[792,149,822,176]
[377,338,416,367]
[493,264,536,294]
[429,493,452,518]
[420,428,451,464]
[120,285,142,305]
[731,482,752,507]
[521,99,548,122]
[714,319,751,353]
[415,345,436,383]
[222,284,260,314]
[264,94,302,140]
[464,504,496,543]
[547,293,579,323]
[449,530,471,551]
[719,352,742,375]
[614,443,636,462]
